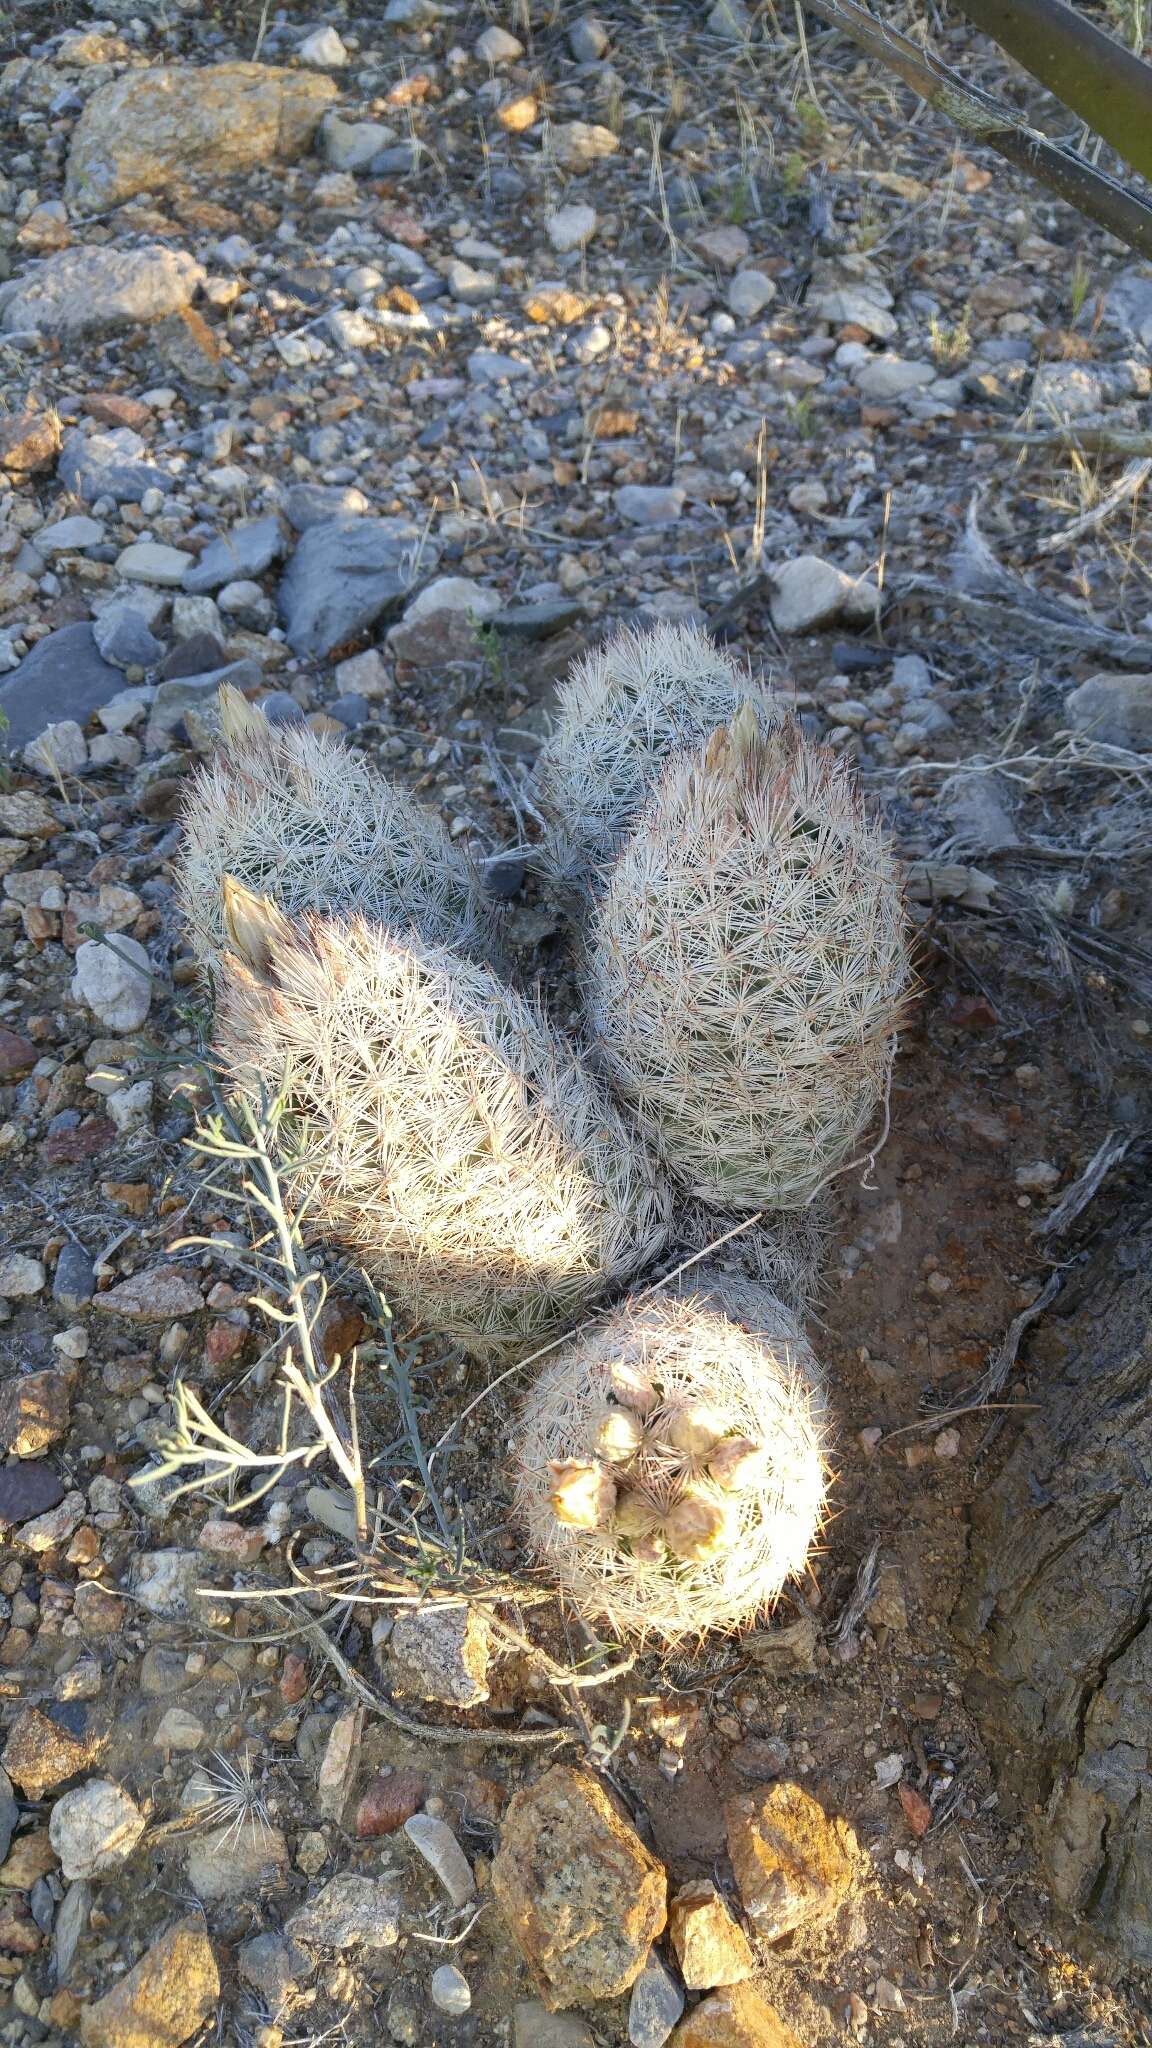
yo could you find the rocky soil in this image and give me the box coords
[1,1,1151,2045]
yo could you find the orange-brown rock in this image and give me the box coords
[492,1764,666,2010]
[668,1880,754,1988]
[671,1983,806,2048]
[724,1780,862,1942]
[0,411,61,474]
[79,1914,218,2047]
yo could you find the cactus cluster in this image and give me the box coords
[587,702,912,1210]
[533,620,782,894]
[176,685,493,977]
[215,885,671,1356]
[514,1279,828,1642]
[178,623,911,1640]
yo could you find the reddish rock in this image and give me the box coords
[198,1518,264,1563]
[204,1316,247,1369]
[280,1650,309,1704]
[0,1898,42,1955]
[41,1120,117,1165]
[80,392,153,430]
[72,1581,124,1634]
[0,1028,37,1079]
[355,1768,427,1838]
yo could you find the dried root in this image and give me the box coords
[214,888,672,1357]
[588,706,913,1210]
[533,621,782,895]
[515,1284,828,1642]
[176,685,494,977]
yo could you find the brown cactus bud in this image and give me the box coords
[708,1436,767,1492]
[664,1491,733,1564]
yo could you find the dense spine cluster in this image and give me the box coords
[586,703,912,1210]
[533,620,782,894]
[515,1278,827,1642]
[176,685,494,977]
[214,885,671,1357]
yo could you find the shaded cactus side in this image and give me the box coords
[533,621,782,895]
[587,704,913,1211]
[515,1282,828,1642]
[213,886,672,1357]
[176,685,494,979]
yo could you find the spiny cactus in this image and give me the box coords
[677,1200,835,1322]
[587,704,913,1211]
[533,621,782,894]
[214,884,672,1357]
[175,685,494,978]
[515,1279,827,1642]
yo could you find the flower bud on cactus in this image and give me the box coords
[707,1436,767,1492]
[664,1401,728,1459]
[587,707,912,1210]
[515,1286,827,1642]
[664,1491,733,1565]
[549,1460,616,1531]
[533,622,782,895]
[594,1408,646,1465]
[176,684,494,978]
[214,888,672,1356]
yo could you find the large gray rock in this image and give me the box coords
[0,624,123,750]
[1103,266,1152,351]
[66,62,338,214]
[1065,672,1152,751]
[93,606,165,672]
[278,518,431,659]
[0,245,203,337]
[183,516,286,594]
[58,428,168,506]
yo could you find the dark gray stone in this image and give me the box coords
[1103,266,1152,351]
[284,483,370,531]
[628,1953,684,2048]
[490,599,584,642]
[328,692,369,728]
[278,518,431,660]
[238,1932,310,2006]
[183,516,287,594]
[0,1767,15,1868]
[58,427,167,506]
[0,624,123,751]
[53,1241,95,1311]
[1065,672,1152,752]
[259,690,307,727]
[158,632,227,681]
[92,606,165,672]
[144,661,262,752]
[0,1459,66,1529]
